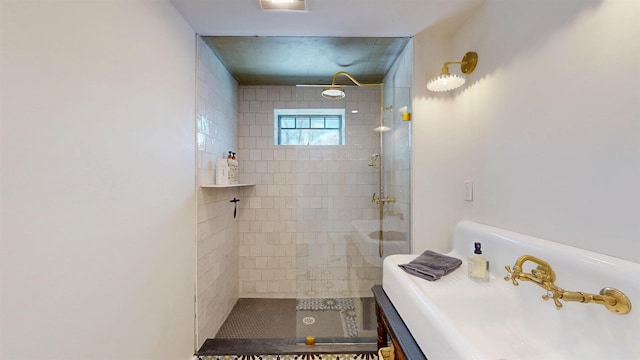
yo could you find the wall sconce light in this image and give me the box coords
[426,51,478,92]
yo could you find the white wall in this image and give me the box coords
[412,0,640,262]
[0,2,197,359]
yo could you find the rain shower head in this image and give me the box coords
[321,71,382,99]
[321,86,346,99]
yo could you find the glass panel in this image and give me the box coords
[280,129,341,146]
[325,118,340,128]
[296,117,310,128]
[310,118,325,128]
[292,85,411,345]
[308,129,339,145]
[280,129,305,145]
[281,117,296,128]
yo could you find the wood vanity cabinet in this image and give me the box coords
[372,285,428,360]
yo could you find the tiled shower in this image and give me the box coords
[195,36,412,346]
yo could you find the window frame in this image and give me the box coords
[274,108,346,146]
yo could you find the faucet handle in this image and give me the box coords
[504,265,520,285]
[532,265,554,283]
[531,267,543,280]
[542,290,564,309]
[371,192,377,203]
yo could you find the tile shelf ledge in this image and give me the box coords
[200,184,255,188]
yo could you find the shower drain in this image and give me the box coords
[302,316,315,325]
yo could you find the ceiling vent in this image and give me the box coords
[259,0,307,11]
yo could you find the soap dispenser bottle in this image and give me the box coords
[216,154,230,185]
[468,242,489,283]
[227,151,239,184]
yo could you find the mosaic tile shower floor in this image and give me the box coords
[215,298,376,340]
[198,298,378,359]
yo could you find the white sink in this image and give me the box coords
[383,221,640,359]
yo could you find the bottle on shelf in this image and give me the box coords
[227,150,239,184]
[215,153,230,185]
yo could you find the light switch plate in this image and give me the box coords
[464,180,473,201]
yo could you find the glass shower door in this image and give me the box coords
[292,85,411,344]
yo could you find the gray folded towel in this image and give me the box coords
[398,250,462,281]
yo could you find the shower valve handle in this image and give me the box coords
[371,192,378,204]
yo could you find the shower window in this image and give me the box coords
[274,109,345,146]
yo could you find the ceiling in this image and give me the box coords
[202,36,410,85]
[170,0,482,85]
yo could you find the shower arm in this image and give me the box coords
[328,71,388,132]
[330,71,383,88]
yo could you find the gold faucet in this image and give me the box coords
[504,255,556,286]
[505,255,632,314]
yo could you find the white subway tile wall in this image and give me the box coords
[238,85,383,299]
[196,38,241,344]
